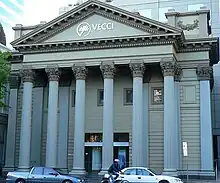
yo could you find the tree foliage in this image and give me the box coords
[0,51,11,107]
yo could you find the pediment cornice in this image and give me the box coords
[14,34,182,54]
[11,0,184,47]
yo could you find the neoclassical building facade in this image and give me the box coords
[3,0,219,179]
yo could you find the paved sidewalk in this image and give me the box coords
[183,180,219,183]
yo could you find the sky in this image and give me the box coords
[1,0,77,47]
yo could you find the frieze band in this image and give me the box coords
[45,66,60,81]
[196,66,213,81]
[129,62,145,78]
[72,65,88,80]
[100,62,116,79]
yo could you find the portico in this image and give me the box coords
[3,0,219,179]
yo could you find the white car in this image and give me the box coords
[103,167,183,183]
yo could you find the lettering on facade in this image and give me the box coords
[76,22,114,37]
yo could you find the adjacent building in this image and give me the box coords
[0,25,11,175]
[3,0,219,179]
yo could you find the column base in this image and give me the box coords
[69,168,87,176]
[162,169,178,177]
[98,169,108,175]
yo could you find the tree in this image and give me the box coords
[0,51,11,107]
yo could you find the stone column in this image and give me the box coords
[174,65,182,171]
[160,61,176,175]
[70,65,87,175]
[196,66,214,173]
[45,66,60,168]
[30,74,46,167]
[129,62,145,167]
[57,75,71,171]
[4,74,20,172]
[18,68,35,171]
[99,62,115,174]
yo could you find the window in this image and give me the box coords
[114,133,129,142]
[97,89,104,106]
[152,88,163,104]
[31,167,43,175]
[43,168,57,175]
[72,90,76,107]
[85,133,102,142]
[124,89,133,105]
[124,168,136,175]
[137,168,152,176]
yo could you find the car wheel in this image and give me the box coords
[121,181,129,183]
[159,180,169,183]
[15,179,25,183]
[62,180,72,183]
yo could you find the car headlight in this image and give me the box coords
[174,178,182,182]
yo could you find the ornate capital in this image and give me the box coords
[100,62,115,79]
[72,65,87,80]
[174,65,182,82]
[160,62,175,76]
[20,68,35,82]
[196,66,212,80]
[129,62,145,78]
[45,66,60,81]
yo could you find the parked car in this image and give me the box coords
[6,166,85,183]
[102,167,183,183]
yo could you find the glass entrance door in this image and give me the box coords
[92,147,102,171]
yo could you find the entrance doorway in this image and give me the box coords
[114,147,129,169]
[85,146,102,173]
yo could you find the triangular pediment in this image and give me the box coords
[11,0,183,46]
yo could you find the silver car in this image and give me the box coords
[6,166,85,183]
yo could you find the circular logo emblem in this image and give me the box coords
[76,22,91,37]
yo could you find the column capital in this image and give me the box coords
[100,62,115,79]
[160,61,175,77]
[196,66,213,81]
[72,65,88,80]
[174,64,182,82]
[129,62,145,78]
[20,67,35,82]
[45,66,60,81]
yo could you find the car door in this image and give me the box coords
[120,168,138,182]
[43,167,61,183]
[136,168,157,183]
[28,167,44,183]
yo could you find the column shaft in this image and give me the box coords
[99,63,115,174]
[18,69,34,171]
[45,67,60,168]
[197,66,214,172]
[129,63,145,167]
[143,82,149,167]
[70,65,87,175]
[4,74,20,171]
[160,61,176,175]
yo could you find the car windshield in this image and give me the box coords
[54,168,68,175]
[147,168,157,175]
